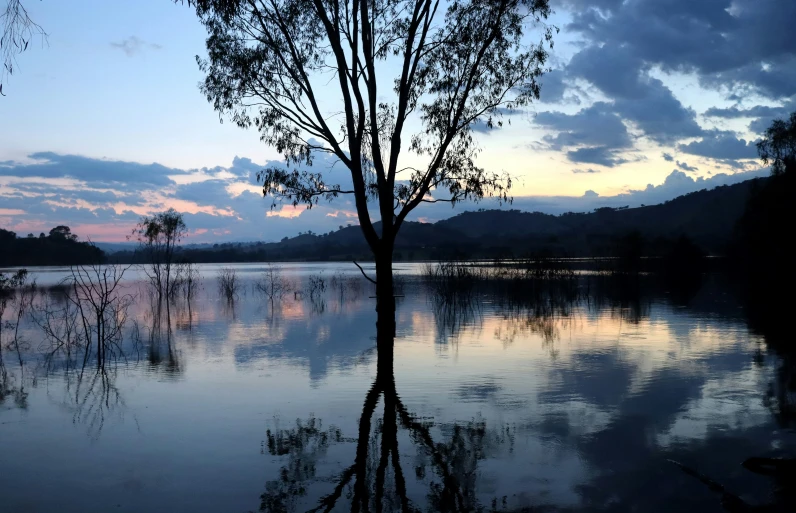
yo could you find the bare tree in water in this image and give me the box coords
[0,269,30,406]
[178,0,557,336]
[132,209,187,302]
[66,263,134,370]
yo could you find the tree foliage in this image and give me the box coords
[1,0,46,96]
[132,208,188,299]
[736,112,795,276]
[182,0,555,259]
[0,227,103,266]
[757,111,796,176]
[49,225,78,242]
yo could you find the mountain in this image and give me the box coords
[105,176,764,263]
[436,177,761,255]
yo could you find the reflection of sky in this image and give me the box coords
[0,263,790,512]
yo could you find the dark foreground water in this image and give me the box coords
[0,263,793,513]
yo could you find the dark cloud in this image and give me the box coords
[470,107,523,134]
[572,168,600,174]
[677,131,758,160]
[662,153,674,162]
[566,0,796,100]
[538,69,569,104]
[676,160,698,172]
[541,0,795,170]
[704,100,795,135]
[174,179,234,206]
[534,103,634,167]
[567,44,703,144]
[227,156,262,178]
[110,36,163,57]
[536,102,631,150]
[567,146,628,168]
[704,105,787,119]
[470,119,496,134]
[8,182,144,206]
[612,78,703,143]
[0,152,186,190]
[568,44,649,100]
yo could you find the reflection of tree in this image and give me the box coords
[0,362,27,409]
[431,295,482,345]
[430,277,579,358]
[145,298,181,377]
[745,281,796,429]
[586,274,650,325]
[0,275,34,408]
[257,328,515,513]
[258,416,352,512]
[64,368,126,440]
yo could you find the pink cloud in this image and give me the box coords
[266,205,304,219]
[325,209,358,219]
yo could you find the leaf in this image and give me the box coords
[0,84,4,96]
[24,40,29,51]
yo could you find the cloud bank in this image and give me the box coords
[0,152,768,243]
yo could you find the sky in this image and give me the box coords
[1,0,794,242]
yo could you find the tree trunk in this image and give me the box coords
[374,243,395,352]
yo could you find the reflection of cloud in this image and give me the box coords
[455,380,502,403]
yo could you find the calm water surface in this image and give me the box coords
[0,262,792,512]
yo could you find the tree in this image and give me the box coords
[132,209,187,300]
[757,111,796,176]
[0,228,15,242]
[181,0,556,332]
[735,111,795,281]
[1,0,46,96]
[49,225,78,242]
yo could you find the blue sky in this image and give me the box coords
[1,0,793,241]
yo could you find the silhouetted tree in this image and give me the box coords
[736,112,796,274]
[0,226,104,266]
[49,225,78,242]
[1,0,46,95]
[179,0,556,334]
[756,111,796,176]
[0,228,15,242]
[132,209,187,300]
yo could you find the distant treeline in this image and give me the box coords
[0,226,104,267]
[3,172,792,270]
[106,176,770,265]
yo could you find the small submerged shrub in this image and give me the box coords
[217,267,239,301]
[423,256,579,306]
[255,264,292,301]
[305,273,326,299]
[329,272,365,301]
[171,261,201,301]
[422,260,484,302]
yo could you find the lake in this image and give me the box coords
[0,262,793,513]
